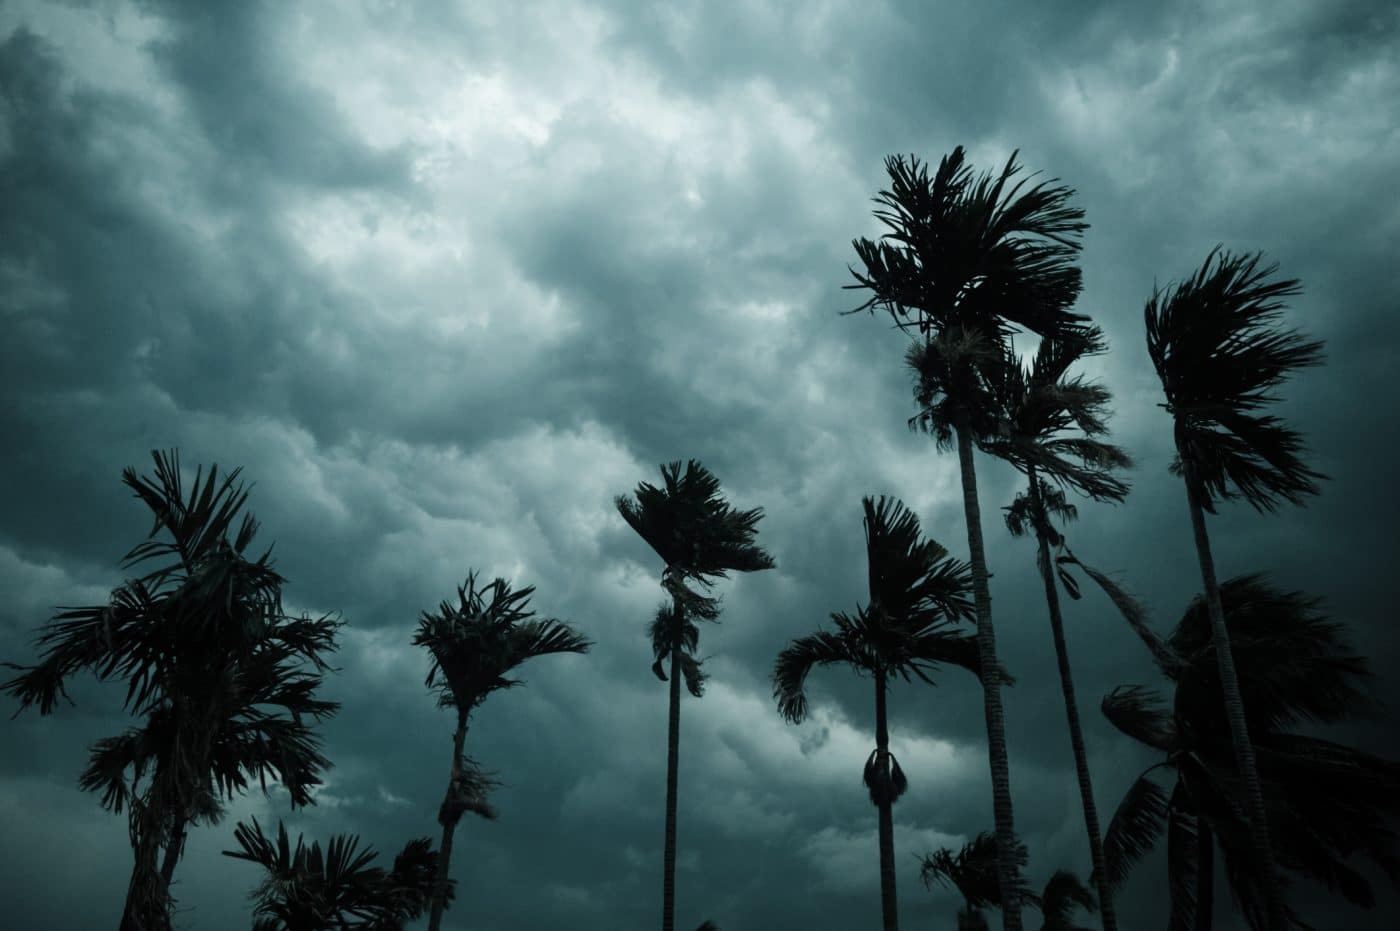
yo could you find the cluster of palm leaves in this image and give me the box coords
[221,818,444,931]
[4,142,1395,931]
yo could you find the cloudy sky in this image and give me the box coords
[2,0,1398,928]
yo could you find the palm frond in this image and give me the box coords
[772,630,853,724]
[1102,685,1177,752]
[1101,769,1172,889]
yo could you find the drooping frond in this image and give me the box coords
[1058,553,1181,674]
[1102,685,1177,752]
[1164,787,1200,931]
[1145,246,1326,513]
[1101,769,1172,890]
[772,630,854,724]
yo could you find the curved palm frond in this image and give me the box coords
[1145,246,1326,513]
[1101,769,1172,890]
[772,630,854,724]
[863,495,976,628]
[1102,686,1177,752]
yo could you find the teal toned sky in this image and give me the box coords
[2,1,1398,929]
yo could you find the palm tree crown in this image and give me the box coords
[1145,246,1326,512]
[774,496,981,728]
[223,817,446,931]
[1101,575,1400,928]
[413,572,592,715]
[848,149,1089,342]
[983,327,1132,503]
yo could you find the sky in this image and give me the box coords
[1,0,1398,929]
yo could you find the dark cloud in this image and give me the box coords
[2,0,1398,929]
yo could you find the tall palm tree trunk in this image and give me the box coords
[1198,821,1215,931]
[662,627,683,931]
[955,427,1021,931]
[1183,471,1285,928]
[874,669,899,931]
[427,711,470,931]
[1027,475,1116,931]
[119,827,170,931]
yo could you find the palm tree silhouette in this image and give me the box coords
[1101,575,1399,928]
[984,327,1131,929]
[2,450,341,931]
[1144,246,1327,928]
[922,835,1097,931]
[848,148,1090,931]
[919,832,1033,931]
[616,460,774,931]
[774,496,983,931]
[222,817,444,930]
[412,572,591,931]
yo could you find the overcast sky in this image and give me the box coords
[2,1,1398,929]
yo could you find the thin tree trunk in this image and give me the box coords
[874,669,898,931]
[1027,474,1117,931]
[955,427,1022,931]
[1197,822,1214,931]
[119,826,169,931]
[158,819,185,889]
[1183,470,1285,929]
[661,622,683,931]
[427,711,470,931]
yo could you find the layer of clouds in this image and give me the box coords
[2,0,1398,928]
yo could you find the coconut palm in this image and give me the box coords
[412,573,591,931]
[1101,575,1400,929]
[616,460,774,931]
[775,496,983,931]
[920,832,1034,931]
[223,817,444,930]
[985,327,1130,930]
[1144,246,1327,927]
[2,450,341,931]
[849,148,1091,931]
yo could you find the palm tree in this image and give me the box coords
[1144,246,1327,928]
[2,450,341,931]
[616,460,774,931]
[775,496,983,931]
[223,817,444,930]
[1101,575,1400,928]
[985,328,1131,930]
[1034,871,1098,931]
[849,149,1091,931]
[919,832,1033,931]
[922,836,1097,931]
[412,572,590,931]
